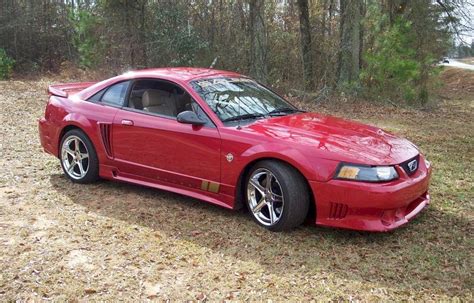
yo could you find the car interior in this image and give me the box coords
[128,80,196,117]
[88,79,213,126]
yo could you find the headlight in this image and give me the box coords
[335,163,398,182]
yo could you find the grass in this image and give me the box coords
[0,70,472,301]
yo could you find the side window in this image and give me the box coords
[126,79,214,126]
[128,80,188,115]
[189,101,211,123]
[88,88,106,102]
[101,81,130,106]
[87,81,130,106]
[127,80,179,117]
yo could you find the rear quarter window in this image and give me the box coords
[101,81,130,106]
[88,89,106,102]
[87,81,131,106]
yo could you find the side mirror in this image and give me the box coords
[177,111,206,126]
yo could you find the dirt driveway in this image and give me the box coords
[0,76,472,301]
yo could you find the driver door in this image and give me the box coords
[111,79,222,193]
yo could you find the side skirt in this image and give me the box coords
[99,164,235,209]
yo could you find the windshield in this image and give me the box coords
[190,77,299,124]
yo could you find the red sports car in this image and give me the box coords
[39,68,431,232]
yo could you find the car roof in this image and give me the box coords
[122,67,245,82]
[76,67,248,100]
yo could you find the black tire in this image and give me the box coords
[59,129,99,184]
[245,160,310,231]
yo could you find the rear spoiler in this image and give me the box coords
[48,82,97,98]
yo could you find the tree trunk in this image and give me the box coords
[328,0,335,35]
[359,0,366,71]
[138,0,147,67]
[297,0,314,90]
[249,0,268,83]
[322,0,327,37]
[383,0,409,24]
[337,0,362,86]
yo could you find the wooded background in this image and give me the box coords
[0,0,472,104]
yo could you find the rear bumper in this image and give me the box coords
[310,156,432,232]
[38,118,57,156]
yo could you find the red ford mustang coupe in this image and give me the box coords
[39,68,431,232]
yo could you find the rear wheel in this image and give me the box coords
[245,160,309,231]
[60,129,99,183]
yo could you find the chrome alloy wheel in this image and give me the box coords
[247,168,285,226]
[61,135,90,180]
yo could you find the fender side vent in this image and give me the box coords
[99,123,113,157]
[329,202,348,219]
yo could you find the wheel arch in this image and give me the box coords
[58,124,87,154]
[57,123,100,184]
[57,123,98,160]
[234,157,316,220]
[57,111,101,156]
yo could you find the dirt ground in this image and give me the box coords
[0,69,472,301]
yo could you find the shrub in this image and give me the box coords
[150,2,208,67]
[69,9,103,68]
[361,17,421,104]
[0,49,15,80]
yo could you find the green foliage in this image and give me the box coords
[361,16,422,103]
[455,42,474,58]
[0,0,460,101]
[150,2,208,67]
[69,9,103,68]
[361,0,453,106]
[0,48,15,79]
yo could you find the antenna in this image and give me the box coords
[210,57,218,69]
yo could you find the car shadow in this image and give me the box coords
[49,174,471,297]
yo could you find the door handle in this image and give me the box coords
[121,119,134,126]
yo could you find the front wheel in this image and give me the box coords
[245,160,310,231]
[60,129,99,183]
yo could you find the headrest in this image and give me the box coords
[142,89,170,107]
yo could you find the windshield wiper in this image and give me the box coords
[267,107,305,116]
[222,113,266,123]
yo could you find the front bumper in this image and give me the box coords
[310,155,432,232]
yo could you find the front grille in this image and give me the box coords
[400,155,420,176]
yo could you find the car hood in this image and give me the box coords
[242,112,419,165]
